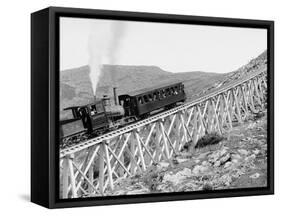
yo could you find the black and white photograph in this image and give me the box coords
[1,0,280,213]
[59,17,269,199]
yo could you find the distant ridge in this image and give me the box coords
[60,65,223,113]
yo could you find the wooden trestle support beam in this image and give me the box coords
[60,70,267,199]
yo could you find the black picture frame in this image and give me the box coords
[31,6,274,209]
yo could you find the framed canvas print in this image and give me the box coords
[31,7,274,208]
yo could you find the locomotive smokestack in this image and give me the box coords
[113,87,118,105]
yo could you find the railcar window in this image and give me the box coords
[95,103,104,113]
[153,92,157,101]
[159,91,162,99]
[122,98,130,107]
[138,97,143,104]
[175,86,178,94]
[75,108,82,118]
[161,89,166,98]
[166,88,171,96]
[144,95,149,103]
[78,108,83,117]
[148,94,153,101]
[90,106,97,115]
[155,91,159,100]
[120,99,124,106]
[80,107,89,116]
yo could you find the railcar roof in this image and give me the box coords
[119,81,183,97]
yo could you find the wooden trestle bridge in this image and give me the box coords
[60,69,267,199]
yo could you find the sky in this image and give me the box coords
[60,17,267,73]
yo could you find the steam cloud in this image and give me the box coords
[88,21,126,98]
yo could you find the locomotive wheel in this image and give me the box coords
[96,130,103,136]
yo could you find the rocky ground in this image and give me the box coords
[107,111,267,195]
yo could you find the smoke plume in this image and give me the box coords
[88,21,126,98]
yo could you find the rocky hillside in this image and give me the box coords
[195,50,267,98]
[221,50,267,85]
[106,111,267,195]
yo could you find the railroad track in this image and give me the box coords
[60,69,266,158]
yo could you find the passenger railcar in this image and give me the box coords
[118,82,186,118]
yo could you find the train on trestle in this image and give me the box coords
[60,82,186,147]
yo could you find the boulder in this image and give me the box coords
[253,149,260,155]
[238,149,248,155]
[192,165,209,175]
[220,174,232,186]
[202,161,211,166]
[231,159,239,164]
[219,153,231,165]
[224,161,232,169]
[208,148,229,163]
[159,162,170,168]
[176,158,189,163]
[214,161,221,167]
[245,154,256,162]
[177,182,198,192]
[231,153,242,160]
[163,168,192,185]
[249,173,260,179]
[181,168,193,177]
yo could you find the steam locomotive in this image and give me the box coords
[60,82,186,146]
